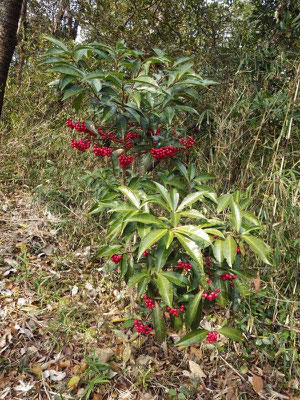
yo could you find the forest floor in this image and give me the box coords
[0,188,298,400]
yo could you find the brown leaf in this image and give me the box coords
[252,375,263,392]
[253,272,261,292]
[189,360,206,378]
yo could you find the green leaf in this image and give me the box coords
[155,243,173,270]
[174,233,203,268]
[241,234,272,265]
[213,239,224,264]
[218,327,243,342]
[45,35,69,51]
[176,192,203,212]
[138,229,168,260]
[175,329,208,347]
[174,226,211,245]
[127,272,149,288]
[132,91,141,108]
[242,211,261,227]
[174,160,189,182]
[165,106,175,125]
[191,259,206,286]
[154,182,173,211]
[120,255,128,280]
[133,76,158,87]
[62,86,85,100]
[116,114,127,137]
[126,213,167,227]
[73,91,85,113]
[98,245,121,258]
[137,276,150,297]
[204,228,225,239]
[165,231,174,249]
[48,65,83,77]
[230,199,242,232]
[234,279,250,296]
[180,210,206,219]
[156,274,173,306]
[217,194,232,213]
[160,272,188,287]
[222,236,237,267]
[59,75,76,90]
[102,105,116,123]
[193,173,216,183]
[118,186,140,209]
[185,292,202,330]
[153,303,166,341]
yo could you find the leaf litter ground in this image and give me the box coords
[0,189,298,400]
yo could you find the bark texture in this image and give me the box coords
[0,0,23,117]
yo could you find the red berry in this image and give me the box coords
[237,248,241,255]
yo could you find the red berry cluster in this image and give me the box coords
[110,254,122,264]
[118,154,135,169]
[207,331,218,344]
[148,127,161,136]
[151,146,181,161]
[202,289,220,301]
[66,119,97,137]
[71,138,91,152]
[220,273,236,281]
[204,257,211,268]
[177,261,192,271]
[98,128,119,143]
[92,144,113,157]
[144,295,155,310]
[179,136,195,149]
[166,305,185,317]
[134,319,153,335]
[142,250,150,256]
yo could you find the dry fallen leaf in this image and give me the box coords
[67,375,80,389]
[188,360,206,378]
[253,272,261,292]
[252,375,263,393]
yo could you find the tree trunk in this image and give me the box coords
[0,0,23,117]
[17,0,27,84]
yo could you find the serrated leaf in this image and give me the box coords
[153,303,166,341]
[45,35,69,51]
[137,229,168,260]
[218,326,242,342]
[185,292,202,329]
[118,186,140,208]
[177,192,203,212]
[175,329,208,347]
[133,76,158,87]
[127,272,149,288]
[48,64,83,77]
[230,199,242,232]
[241,234,272,265]
[222,236,237,267]
[156,274,173,306]
[217,194,232,213]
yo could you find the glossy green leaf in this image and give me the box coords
[222,236,237,267]
[174,232,203,267]
[45,35,69,51]
[242,211,261,227]
[180,209,206,219]
[137,229,168,260]
[153,303,166,341]
[165,231,174,249]
[156,274,173,306]
[177,192,203,212]
[204,228,225,239]
[155,243,173,271]
[102,105,116,123]
[217,194,232,213]
[175,329,208,347]
[153,182,173,211]
[174,226,211,245]
[193,173,216,183]
[234,279,250,296]
[213,239,224,264]
[241,234,272,265]
[118,186,140,208]
[62,86,85,100]
[116,114,127,137]
[218,327,243,342]
[185,292,202,330]
[126,213,167,227]
[98,245,121,258]
[133,76,158,87]
[160,271,188,287]
[132,91,141,108]
[127,272,149,288]
[137,276,150,297]
[48,65,83,77]
[165,106,175,124]
[230,199,242,232]
[174,160,189,182]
